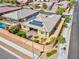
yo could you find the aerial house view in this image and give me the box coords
[0,0,77,59]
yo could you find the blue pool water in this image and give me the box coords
[0,22,5,29]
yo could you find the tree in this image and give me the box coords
[68,0,75,13]
[56,7,65,15]
[65,16,71,23]
[63,16,71,28]
[43,0,46,2]
[58,35,65,43]
[0,0,3,3]
[42,3,47,9]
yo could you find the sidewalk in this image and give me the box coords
[57,16,72,59]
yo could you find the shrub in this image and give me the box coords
[16,31,27,38]
[47,49,57,57]
[39,9,45,14]
[65,16,71,23]
[33,39,39,43]
[32,3,40,9]
[56,7,65,15]
[68,0,75,13]
[42,3,47,9]
[58,35,65,43]
[63,22,68,28]
[9,26,20,34]
[69,0,75,7]
[45,38,54,45]
[43,0,47,2]
[34,35,39,39]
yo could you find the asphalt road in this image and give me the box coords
[0,47,18,59]
[68,1,79,59]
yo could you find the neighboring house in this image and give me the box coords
[2,8,39,22]
[49,1,69,14]
[0,5,21,19]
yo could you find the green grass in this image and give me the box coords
[16,31,27,38]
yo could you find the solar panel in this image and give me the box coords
[29,20,43,27]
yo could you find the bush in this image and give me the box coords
[16,31,27,38]
[45,38,54,45]
[58,35,65,43]
[39,9,45,14]
[32,3,40,9]
[65,16,71,23]
[56,7,65,15]
[42,3,47,9]
[33,39,39,43]
[34,35,39,39]
[63,22,68,28]
[9,26,20,34]
[69,0,75,7]
[47,49,57,57]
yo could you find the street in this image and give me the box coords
[68,1,79,59]
[0,47,18,59]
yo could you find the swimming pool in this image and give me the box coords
[0,22,6,29]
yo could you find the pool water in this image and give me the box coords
[0,22,6,29]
